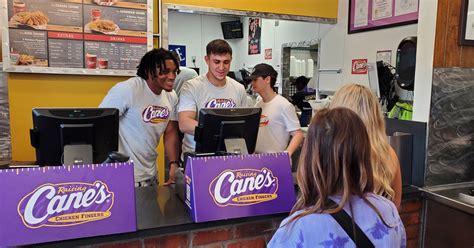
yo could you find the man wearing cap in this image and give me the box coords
[291,76,316,127]
[250,63,303,157]
[178,39,248,158]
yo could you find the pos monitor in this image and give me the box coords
[194,108,261,155]
[30,108,119,166]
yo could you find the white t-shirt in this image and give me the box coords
[254,94,301,153]
[178,74,248,155]
[173,67,198,96]
[99,76,178,182]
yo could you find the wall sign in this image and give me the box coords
[265,48,272,60]
[376,50,392,64]
[0,163,136,246]
[352,58,368,74]
[348,0,419,34]
[169,44,186,66]
[248,17,261,55]
[1,0,153,76]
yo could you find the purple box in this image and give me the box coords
[184,153,296,222]
[0,162,136,246]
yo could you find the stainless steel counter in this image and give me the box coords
[135,185,192,230]
[422,181,474,247]
[422,181,474,215]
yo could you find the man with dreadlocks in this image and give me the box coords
[99,48,180,187]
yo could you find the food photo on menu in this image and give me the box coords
[8,0,84,33]
[83,4,146,36]
[86,18,121,35]
[94,0,117,6]
[9,10,49,30]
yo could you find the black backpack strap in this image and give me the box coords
[327,199,375,248]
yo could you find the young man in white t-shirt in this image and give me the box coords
[178,39,248,157]
[250,63,303,157]
[99,48,180,187]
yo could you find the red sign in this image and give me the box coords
[84,34,146,44]
[48,32,84,40]
[265,49,272,60]
[351,59,368,74]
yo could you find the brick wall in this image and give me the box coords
[400,197,423,248]
[92,218,283,248]
[91,197,422,248]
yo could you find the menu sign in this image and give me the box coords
[1,0,152,76]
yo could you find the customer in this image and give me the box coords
[329,84,402,209]
[290,75,315,127]
[99,48,180,187]
[178,39,247,156]
[249,63,303,157]
[268,108,406,247]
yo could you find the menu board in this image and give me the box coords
[1,0,153,76]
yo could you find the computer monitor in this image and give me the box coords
[194,108,261,155]
[221,20,243,39]
[30,108,119,166]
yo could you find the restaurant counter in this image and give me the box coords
[27,182,423,247]
[30,185,288,247]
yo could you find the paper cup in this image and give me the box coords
[13,1,26,14]
[86,54,97,69]
[98,58,108,69]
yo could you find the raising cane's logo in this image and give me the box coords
[259,115,269,127]
[209,168,278,207]
[142,105,170,123]
[351,59,368,74]
[17,181,114,228]
[205,98,236,108]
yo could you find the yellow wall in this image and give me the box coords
[8,73,166,182]
[161,0,338,19]
[8,73,124,161]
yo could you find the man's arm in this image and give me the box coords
[163,121,179,184]
[178,111,198,135]
[286,129,304,157]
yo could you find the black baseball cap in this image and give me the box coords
[292,76,310,85]
[247,63,278,80]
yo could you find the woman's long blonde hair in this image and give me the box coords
[329,84,395,200]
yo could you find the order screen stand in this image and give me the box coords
[224,138,248,155]
[63,144,93,165]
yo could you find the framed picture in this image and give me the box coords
[460,0,474,45]
[376,50,392,64]
[348,0,419,34]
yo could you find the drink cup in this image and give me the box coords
[10,52,20,66]
[91,9,101,21]
[86,54,97,69]
[13,1,26,14]
[98,58,108,69]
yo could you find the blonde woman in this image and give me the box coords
[268,108,405,247]
[329,84,402,209]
